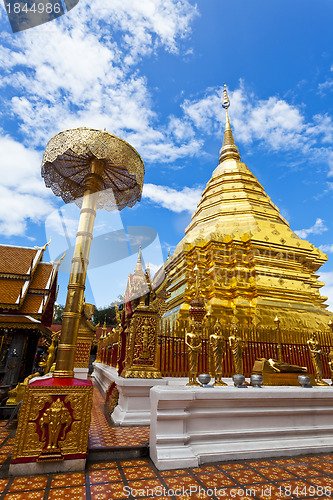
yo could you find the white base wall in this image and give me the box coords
[149,385,333,470]
[92,363,168,426]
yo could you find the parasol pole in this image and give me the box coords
[54,159,105,378]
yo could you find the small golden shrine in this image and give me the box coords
[120,248,162,378]
[163,86,332,331]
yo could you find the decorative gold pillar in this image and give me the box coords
[55,160,104,378]
[121,303,162,379]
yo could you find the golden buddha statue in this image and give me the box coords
[210,319,227,386]
[185,322,202,386]
[307,333,329,386]
[229,331,247,375]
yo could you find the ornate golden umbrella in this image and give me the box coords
[41,127,144,378]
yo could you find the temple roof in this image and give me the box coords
[0,243,59,324]
[124,247,150,302]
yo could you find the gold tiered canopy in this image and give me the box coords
[164,85,331,330]
[41,127,144,210]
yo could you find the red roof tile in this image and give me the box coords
[0,246,39,275]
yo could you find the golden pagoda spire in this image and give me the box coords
[219,84,241,163]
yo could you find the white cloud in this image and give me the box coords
[318,79,333,94]
[142,183,202,213]
[0,135,55,236]
[0,0,200,234]
[0,0,198,162]
[319,244,333,254]
[0,185,53,236]
[294,218,328,239]
[181,82,333,176]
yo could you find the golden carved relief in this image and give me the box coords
[11,384,93,464]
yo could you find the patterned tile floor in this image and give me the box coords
[0,384,332,498]
[89,386,150,449]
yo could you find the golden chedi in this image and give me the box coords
[164,85,331,330]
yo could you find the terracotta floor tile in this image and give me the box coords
[245,460,274,468]
[89,468,123,484]
[256,466,297,481]
[159,469,189,477]
[48,486,86,499]
[0,479,9,493]
[226,469,268,485]
[127,479,164,497]
[50,472,85,488]
[318,454,333,461]
[4,491,45,500]
[0,454,8,464]
[308,477,333,488]
[283,464,324,478]
[190,465,220,473]
[175,491,215,500]
[215,486,262,500]
[123,466,157,480]
[88,461,118,470]
[276,479,319,498]
[9,476,47,492]
[255,483,293,500]
[311,462,333,474]
[217,463,249,471]
[120,459,150,467]
[89,387,149,449]
[90,481,129,499]
[296,456,325,463]
[139,497,172,500]
[195,472,236,488]
[163,476,202,488]
[271,458,300,465]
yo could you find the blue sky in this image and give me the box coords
[0,0,332,309]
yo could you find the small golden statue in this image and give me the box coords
[185,322,202,386]
[229,331,247,375]
[39,333,58,375]
[210,320,227,386]
[39,398,72,458]
[141,318,151,360]
[307,333,329,386]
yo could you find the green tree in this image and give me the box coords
[53,304,64,324]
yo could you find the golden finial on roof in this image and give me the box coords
[219,83,241,164]
[222,84,230,109]
[101,318,107,338]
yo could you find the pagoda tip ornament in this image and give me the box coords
[219,84,240,163]
[222,83,230,109]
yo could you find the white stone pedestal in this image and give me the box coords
[150,385,333,471]
[92,363,168,426]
